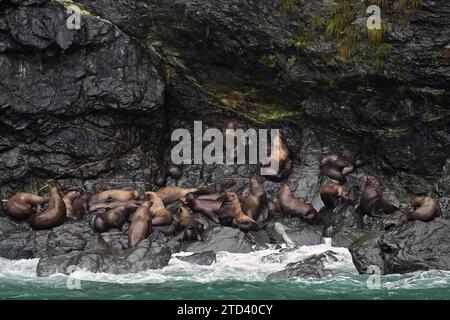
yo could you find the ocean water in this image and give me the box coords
[1,240,450,300]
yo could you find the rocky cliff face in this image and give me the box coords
[0,0,449,274]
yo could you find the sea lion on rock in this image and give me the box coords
[5,193,48,220]
[30,186,66,230]
[218,192,259,232]
[89,200,141,212]
[320,184,345,208]
[147,192,172,226]
[93,205,135,233]
[320,154,354,183]
[407,196,441,222]
[267,200,283,221]
[263,134,292,182]
[277,184,317,221]
[359,176,398,217]
[72,194,91,219]
[183,194,221,224]
[128,201,152,248]
[175,207,205,241]
[89,189,139,206]
[241,175,266,221]
[166,163,182,180]
[153,186,198,205]
[63,191,81,220]
[155,168,167,187]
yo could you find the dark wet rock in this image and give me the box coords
[247,230,271,249]
[266,251,339,280]
[176,251,217,265]
[0,217,26,237]
[36,239,171,276]
[382,211,408,230]
[350,218,450,275]
[182,226,254,253]
[0,228,50,260]
[265,219,323,248]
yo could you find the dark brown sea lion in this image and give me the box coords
[166,163,182,180]
[277,184,317,221]
[175,207,205,241]
[155,168,167,187]
[89,189,139,206]
[320,184,344,208]
[153,187,198,205]
[320,154,354,183]
[183,194,221,224]
[72,194,91,219]
[147,192,172,226]
[218,192,259,232]
[267,200,283,221]
[407,196,441,222]
[29,186,66,230]
[359,176,398,217]
[93,204,137,233]
[128,201,152,248]
[241,175,266,221]
[353,154,370,168]
[63,191,81,220]
[153,219,179,236]
[5,193,48,220]
[263,134,292,182]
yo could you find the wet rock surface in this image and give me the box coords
[176,251,217,266]
[267,251,339,280]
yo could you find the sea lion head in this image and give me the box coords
[65,190,81,200]
[93,215,109,233]
[366,176,381,187]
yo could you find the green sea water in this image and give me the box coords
[1,242,450,300]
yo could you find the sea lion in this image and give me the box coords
[218,192,259,232]
[241,175,266,221]
[277,184,317,221]
[267,200,283,221]
[320,154,354,183]
[407,196,441,222]
[93,205,136,233]
[63,191,81,220]
[128,201,152,248]
[183,194,221,224]
[155,168,167,187]
[153,186,198,205]
[89,200,141,212]
[359,176,398,217]
[175,207,205,241]
[29,186,66,230]
[5,193,48,220]
[353,154,370,168]
[89,189,139,206]
[166,163,182,180]
[72,194,91,219]
[320,184,345,208]
[153,219,179,236]
[146,192,172,226]
[263,133,292,182]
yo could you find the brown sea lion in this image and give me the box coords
[241,175,266,221]
[93,205,136,233]
[263,134,292,182]
[353,154,370,168]
[359,176,398,217]
[277,184,317,221]
[89,189,139,206]
[72,194,91,219]
[407,196,441,222]
[183,194,221,224]
[267,200,283,221]
[128,201,152,248]
[218,192,259,232]
[147,192,172,226]
[153,186,198,205]
[175,207,205,241]
[166,163,182,180]
[155,167,167,187]
[29,186,66,230]
[320,184,344,208]
[63,191,81,220]
[5,193,48,220]
[320,154,354,183]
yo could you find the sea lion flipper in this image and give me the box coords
[381,199,398,215]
